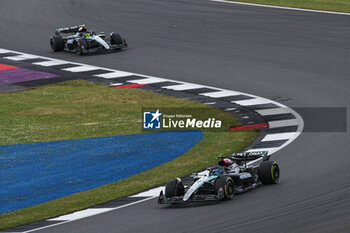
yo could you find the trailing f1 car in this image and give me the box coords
[49,24,127,55]
[158,151,279,204]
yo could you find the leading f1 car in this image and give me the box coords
[49,25,128,55]
[158,151,279,204]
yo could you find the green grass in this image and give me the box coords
[0,80,259,229]
[228,0,350,13]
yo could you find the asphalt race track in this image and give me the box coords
[1,0,350,232]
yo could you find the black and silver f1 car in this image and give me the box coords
[49,24,127,55]
[158,151,279,204]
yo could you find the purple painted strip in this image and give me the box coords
[0,68,58,85]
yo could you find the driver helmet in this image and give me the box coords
[78,27,87,33]
[222,158,233,167]
[218,158,233,167]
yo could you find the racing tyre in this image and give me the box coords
[165,179,185,198]
[258,161,279,184]
[50,35,64,52]
[110,32,123,45]
[215,177,234,200]
[76,39,87,56]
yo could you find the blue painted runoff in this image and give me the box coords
[0,130,203,214]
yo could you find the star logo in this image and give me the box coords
[150,109,161,122]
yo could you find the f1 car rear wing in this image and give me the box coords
[231,151,270,170]
[231,151,270,161]
[55,24,86,34]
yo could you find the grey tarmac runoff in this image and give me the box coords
[0,0,349,233]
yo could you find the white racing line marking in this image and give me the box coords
[109,83,124,86]
[200,90,245,98]
[256,108,293,116]
[94,70,133,78]
[262,132,298,141]
[128,77,169,84]
[33,59,70,67]
[130,186,165,198]
[62,65,102,72]
[4,54,40,61]
[163,83,210,91]
[17,187,166,233]
[234,98,273,106]
[18,196,156,233]
[0,48,304,232]
[268,119,299,128]
[49,208,113,221]
[210,0,350,16]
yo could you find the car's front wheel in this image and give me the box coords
[165,179,185,198]
[75,39,88,56]
[110,32,123,45]
[215,176,234,200]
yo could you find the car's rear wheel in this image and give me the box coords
[165,179,185,198]
[215,177,234,200]
[110,32,123,45]
[76,39,87,56]
[258,161,279,184]
[50,35,64,52]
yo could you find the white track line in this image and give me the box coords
[128,77,169,84]
[131,186,165,197]
[94,71,134,78]
[210,0,350,16]
[199,90,244,98]
[33,60,70,67]
[256,108,292,116]
[268,119,299,128]
[49,208,113,221]
[162,83,206,91]
[0,48,116,73]
[234,98,273,106]
[0,48,11,53]
[204,102,216,105]
[261,132,298,142]
[20,196,156,233]
[44,187,165,222]
[4,54,39,61]
[62,65,102,72]
[110,83,124,86]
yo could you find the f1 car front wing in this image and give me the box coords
[157,190,225,204]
